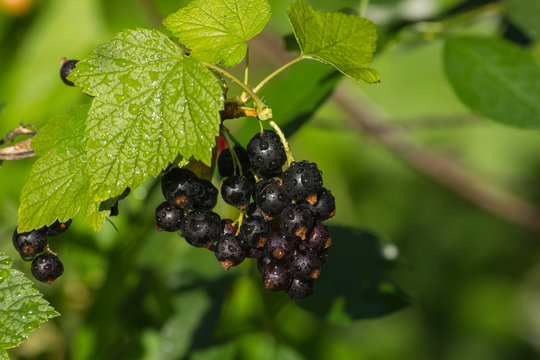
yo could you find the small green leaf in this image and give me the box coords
[163,0,271,67]
[0,253,59,357]
[444,37,540,129]
[17,105,110,232]
[70,29,223,201]
[287,1,379,83]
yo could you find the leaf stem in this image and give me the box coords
[268,120,294,166]
[253,55,304,94]
[201,61,269,119]
[244,47,250,86]
[359,0,369,17]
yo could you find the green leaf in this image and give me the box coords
[0,253,58,358]
[287,1,379,83]
[17,105,110,232]
[506,0,540,40]
[69,28,223,201]
[444,37,540,129]
[163,0,271,67]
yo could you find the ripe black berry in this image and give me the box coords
[161,168,202,210]
[181,209,221,249]
[215,234,245,270]
[12,228,48,261]
[300,223,332,251]
[261,261,292,291]
[193,179,218,210]
[47,219,72,236]
[31,253,64,283]
[246,202,266,220]
[282,161,323,202]
[221,218,238,236]
[305,188,335,221]
[264,232,297,261]
[217,146,251,177]
[60,58,78,86]
[247,130,287,178]
[280,204,315,240]
[238,217,270,248]
[155,202,184,232]
[255,179,290,217]
[221,175,253,208]
[287,278,314,300]
[289,250,322,280]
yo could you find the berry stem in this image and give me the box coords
[268,120,294,166]
[201,61,270,120]
[221,126,243,176]
[253,55,304,94]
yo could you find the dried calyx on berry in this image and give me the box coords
[47,219,72,236]
[282,160,323,202]
[12,227,48,261]
[161,167,202,210]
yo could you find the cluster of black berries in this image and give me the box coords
[12,220,70,283]
[155,130,335,300]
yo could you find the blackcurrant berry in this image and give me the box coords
[31,253,64,284]
[181,209,221,249]
[60,58,78,86]
[161,168,202,210]
[247,130,287,178]
[264,232,297,261]
[282,161,323,202]
[280,204,315,240]
[287,278,314,300]
[215,234,245,270]
[238,217,270,248]
[221,175,253,208]
[12,227,48,261]
[47,219,72,236]
[305,188,335,221]
[193,178,218,210]
[155,202,184,232]
[246,202,266,220]
[217,146,251,177]
[289,249,322,281]
[220,218,238,236]
[300,223,332,251]
[261,261,292,291]
[255,179,290,217]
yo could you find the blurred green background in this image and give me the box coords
[2,0,540,359]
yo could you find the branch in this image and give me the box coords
[333,88,540,237]
[0,124,37,161]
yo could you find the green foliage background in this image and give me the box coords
[1,0,540,359]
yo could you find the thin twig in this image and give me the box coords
[334,89,540,237]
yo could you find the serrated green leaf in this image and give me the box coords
[0,253,59,357]
[287,1,379,84]
[444,37,540,129]
[163,0,271,67]
[69,28,223,201]
[17,105,110,232]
